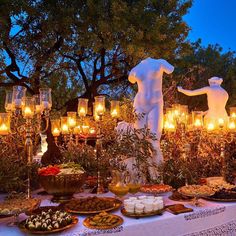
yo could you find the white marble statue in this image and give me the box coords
[177,77,229,122]
[128,57,174,178]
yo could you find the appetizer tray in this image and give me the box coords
[65,197,122,214]
[140,184,173,194]
[19,216,78,234]
[121,207,164,218]
[83,213,123,230]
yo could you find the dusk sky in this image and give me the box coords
[184,0,236,52]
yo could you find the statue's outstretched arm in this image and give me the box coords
[177,86,208,96]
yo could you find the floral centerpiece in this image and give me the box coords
[38,162,86,202]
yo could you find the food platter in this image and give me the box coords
[121,207,164,218]
[169,191,194,202]
[202,196,236,202]
[18,216,78,234]
[65,197,122,214]
[27,206,64,215]
[0,198,40,217]
[178,185,215,198]
[83,212,123,230]
[140,184,173,195]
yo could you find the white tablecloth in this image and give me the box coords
[0,191,236,236]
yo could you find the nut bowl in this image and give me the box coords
[39,173,86,202]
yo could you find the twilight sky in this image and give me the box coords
[184,0,236,52]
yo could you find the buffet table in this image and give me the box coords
[0,191,236,236]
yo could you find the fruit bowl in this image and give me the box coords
[39,173,86,202]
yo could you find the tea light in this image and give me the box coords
[207,123,215,131]
[78,107,86,117]
[62,124,69,134]
[52,128,60,137]
[96,104,104,116]
[89,127,96,135]
[24,106,33,118]
[228,122,236,130]
[94,96,105,116]
[194,119,202,127]
[0,123,9,135]
[111,109,118,117]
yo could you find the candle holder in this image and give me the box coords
[163,103,236,182]
[0,86,52,198]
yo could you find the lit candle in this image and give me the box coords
[111,109,118,118]
[62,124,69,134]
[228,121,236,130]
[96,104,104,116]
[0,123,9,135]
[52,128,60,137]
[24,106,33,118]
[218,118,224,129]
[207,123,215,131]
[89,127,96,135]
[78,107,86,117]
[164,121,175,132]
[194,119,202,127]
[68,117,76,128]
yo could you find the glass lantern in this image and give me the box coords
[192,111,203,128]
[94,96,105,116]
[67,112,77,129]
[230,107,236,119]
[78,98,88,117]
[39,88,52,111]
[12,86,27,110]
[51,119,61,137]
[74,119,82,135]
[61,117,69,135]
[0,113,10,135]
[110,100,120,118]
[5,90,13,112]
[34,94,42,114]
[22,97,35,119]
[228,117,236,132]
[93,102,100,121]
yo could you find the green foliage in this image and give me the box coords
[0,0,192,109]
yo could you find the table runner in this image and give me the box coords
[0,191,236,236]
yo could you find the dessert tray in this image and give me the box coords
[121,207,164,218]
[64,197,122,214]
[83,212,123,230]
[19,209,78,234]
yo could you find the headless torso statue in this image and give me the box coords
[177,77,229,122]
[129,58,174,179]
